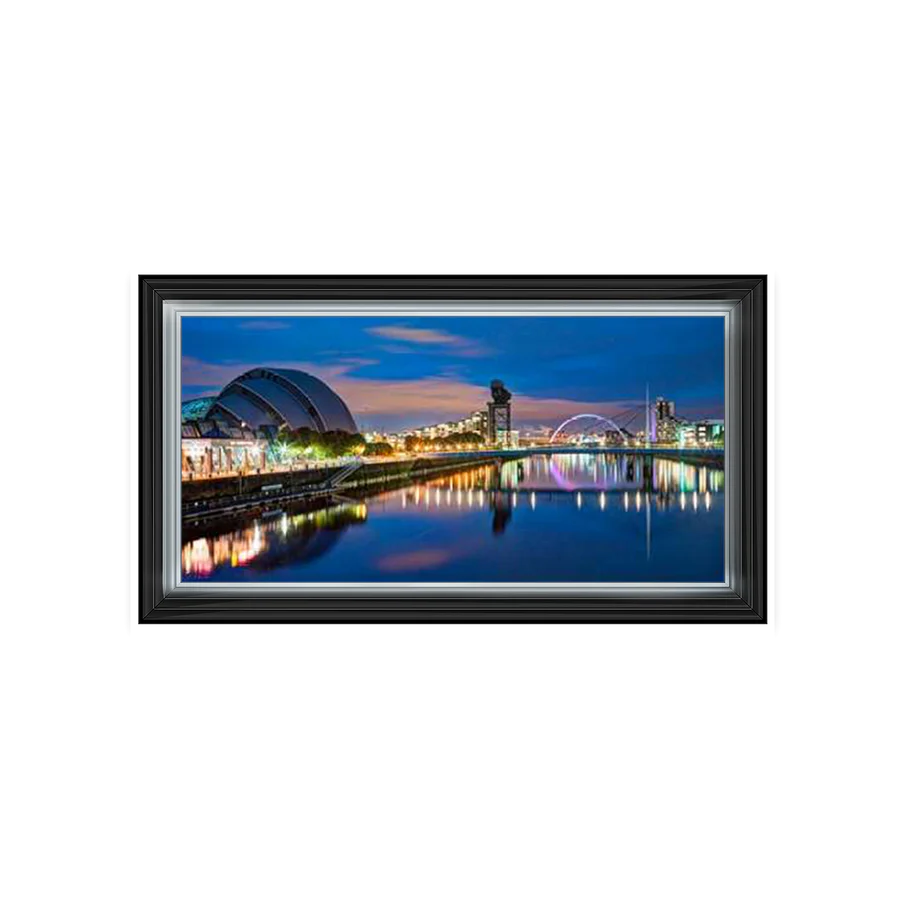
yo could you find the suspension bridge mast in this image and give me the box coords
[645,383,651,449]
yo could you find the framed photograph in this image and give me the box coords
[139,275,766,622]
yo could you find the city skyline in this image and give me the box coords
[182,316,724,432]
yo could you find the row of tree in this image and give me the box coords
[273,427,487,461]
[403,432,485,452]
[363,441,394,457]
[276,428,367,460]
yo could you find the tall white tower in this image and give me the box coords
[645,383,651,448]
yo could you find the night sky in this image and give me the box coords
[182,316,724,432]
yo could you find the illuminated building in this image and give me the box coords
[655,397,675,420]
[654,396,678,445]
[407,409,489,443]
[459,410,488,436]
[679,419,725,447]
[699,420,724,444]
[181,421,269,477]
[180,367,358,478]
[181,396,216,422]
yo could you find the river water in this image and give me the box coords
[181,452,725,583]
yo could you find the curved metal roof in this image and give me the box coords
[210,367,358,434]
[181,396,216,423]
[267,368,357,432]
[212,390,279,430]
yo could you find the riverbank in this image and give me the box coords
[640,449,724,469]
[517,446,724,469]
[182,451,525,522]
[182,446,723,524]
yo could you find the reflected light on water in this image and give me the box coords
[183,453,725,580]
[182,501,367,576]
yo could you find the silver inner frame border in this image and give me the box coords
[162,298,738,599]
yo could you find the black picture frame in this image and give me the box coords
[139,275,766,623]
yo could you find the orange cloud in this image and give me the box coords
[327,373,632,426]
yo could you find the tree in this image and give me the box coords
[280,428,366,459]
[364,441,394,457]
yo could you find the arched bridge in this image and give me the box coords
[550,413,629,444]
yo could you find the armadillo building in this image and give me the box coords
[181,367,358,477]
[209,367,358,433]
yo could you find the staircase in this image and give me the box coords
[321,459,364,490]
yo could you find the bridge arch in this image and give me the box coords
[550,413,628,444]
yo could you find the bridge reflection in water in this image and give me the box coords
[182,453,725,583]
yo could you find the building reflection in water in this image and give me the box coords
[492,502,512,534]
[182,501,368,577]
[183,453,723,579]
[376,456,723,500]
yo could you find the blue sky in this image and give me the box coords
[182,316,724,431]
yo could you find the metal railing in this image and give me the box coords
[183,459,369,522]
[322,460,364,489]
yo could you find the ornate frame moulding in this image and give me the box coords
[139,275,766,623]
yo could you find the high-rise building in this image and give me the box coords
[654,396,678,444]
[458,410,488,436]
[655,397,675,420]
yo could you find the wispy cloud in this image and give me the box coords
[366,324,491,357]
[181,355,374,390]
[334,357,379,370]
[237,320,292,331]
[367,325,463,345]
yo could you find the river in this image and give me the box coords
[181,452,725,583]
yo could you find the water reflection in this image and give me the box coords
[501,452,724,495]
[182,453,725,583]
[182,501,367,577]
